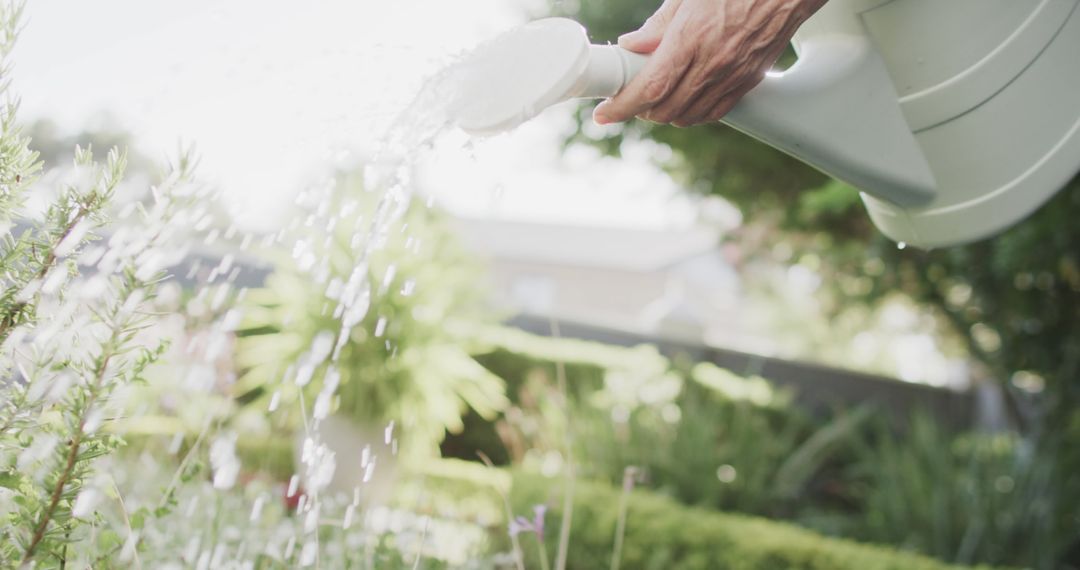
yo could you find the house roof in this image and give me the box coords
[451,216,721,272]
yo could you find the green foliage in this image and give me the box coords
[469,331,867,526]
[467,327,1077,567]
[0,5,211,565]
[0,140,199,567]
[651,365,870,518]
[234,168,508,458]
[551,1,1080,566]
[0,5,37,226]
[508,473,996,570]
[78,447,491,569]
[850,412,1079,568]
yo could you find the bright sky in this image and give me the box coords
[14,0,700,232]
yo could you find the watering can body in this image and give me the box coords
[738,0,1080,247]
[448,0,1080,248]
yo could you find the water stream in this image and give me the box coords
[171,52,487,566]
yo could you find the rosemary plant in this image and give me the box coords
[0,3,207,566]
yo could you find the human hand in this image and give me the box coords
[593,0,826,127]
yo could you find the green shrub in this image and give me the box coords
[234,168,508,459]
[850,412,1078,568]
[0,5,205,561]
[468,331,865,525]
[508,473,998,570]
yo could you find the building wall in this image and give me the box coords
[483,259,671,332]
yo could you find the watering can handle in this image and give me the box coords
[581,38,938,208]
[577,45,649,99]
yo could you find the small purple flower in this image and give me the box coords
[509,504,547,540]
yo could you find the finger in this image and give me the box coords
[594,20,693,124]
[630,1,720,124]
[698,94,742,124]
[690,70,768,124]
[643,34,725,124]
[617,0,684,54]
[670,71,746,126]
[674,72,761,126]
[672,36,788,126]
[673,89,732,126]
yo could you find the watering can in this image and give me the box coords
[447,0,1080,248]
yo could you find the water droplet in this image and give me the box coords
[362,458,376,483]
[299,541,317,566]
[168,432,184,455]
[304,504,320,533]
[249,495,266,521]
[343,504,356,529]
[40,267,68,295]
[313,392,332,420]
[203,228,220,245]
[380,265,397,294]
[209,433,240,490]
[72,488,101,519]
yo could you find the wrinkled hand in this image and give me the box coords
[593,0,826,127]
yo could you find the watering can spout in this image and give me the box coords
[724,35,936,208]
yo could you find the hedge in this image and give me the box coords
[119,427,1002,570]
[508,473,997,570]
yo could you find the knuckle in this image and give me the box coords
[646,107,677,124]
[689,77,713,99]
[642,74,672,104]
[655,0,680,21]
[711,100,736,120]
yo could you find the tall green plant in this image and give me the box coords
[234,167,508,459]
[479,333,866,525]
[851,412,1075,568]
[0,7,212,565]
[0,144,203,567]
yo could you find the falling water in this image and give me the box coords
[196,51,488,567]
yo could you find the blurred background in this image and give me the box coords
[9,0,1079,568]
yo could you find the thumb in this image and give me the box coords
[618,0,683,54]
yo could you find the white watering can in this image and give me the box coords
[447,0,1080,248]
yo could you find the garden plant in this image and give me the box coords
[1,1,1076,569]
